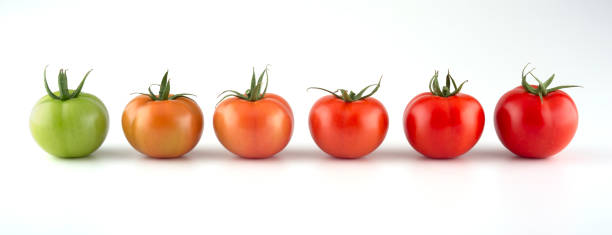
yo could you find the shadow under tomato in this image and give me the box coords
[49,146,141,162]
[365,146,522,164]
[275,148,329,162]
[186,148,233,161]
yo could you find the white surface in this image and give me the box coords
[1,0,611,234]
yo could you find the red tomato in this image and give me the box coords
[308,78,388,159]
[403,71,484,159]
[213,67,293,159]
[494,65,579,158]
[309,96,388,158]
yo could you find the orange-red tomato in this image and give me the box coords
[213,93,293,159]
[122,95,203,158]
[309,95,389,159]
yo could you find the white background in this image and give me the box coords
[1,0,611,234]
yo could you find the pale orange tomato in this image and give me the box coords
[213,67,293,159]
[214,93,292,159]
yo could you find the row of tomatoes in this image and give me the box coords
[30,64,580,160]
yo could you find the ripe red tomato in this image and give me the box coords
[403,71,484,159]
[308,78,388,159]
[213,67,293,159]
[495,65,579,158]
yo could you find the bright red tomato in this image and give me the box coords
[494,65,579,158]
[403,71,484,159]
[308,79,388,159]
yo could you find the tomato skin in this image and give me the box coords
[403,92,484,159]
[309,95,389,159]
[213,93,293,159]
[494,86,578,158]
[122,95,203,158]
[30,92,109,158]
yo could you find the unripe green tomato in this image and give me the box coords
[30,91,109,158]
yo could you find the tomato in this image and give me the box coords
[122,72,203,158]
[213,67,293,159]
[494,64,580,158]
[308,78,388,159]
[30,67,109,158]
[403,71,484,159]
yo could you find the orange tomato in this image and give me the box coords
[213,93,293,159]
[307,77,387,159]
[310,96,388,159]
[122,72,203,158]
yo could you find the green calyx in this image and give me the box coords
[217,66,270,104]
[521,63,581,101]
[43,65,92,101]
[135,71,195,101]
[307,76,382,102]
[428,70,467,97]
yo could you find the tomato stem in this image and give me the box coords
[43,65,92,101]
[520,63,581,102]
[307,76,382,102]
[428,70,467,97]
[217,65,270,105]
[133,71,196,101]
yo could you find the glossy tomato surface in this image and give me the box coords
[309,95,388,159]
[494,86,578,158]
[213,93,293,159]
[122,95,203,158]
[30,92,109,158]
[403,92,484,159]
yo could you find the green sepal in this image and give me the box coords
[260,70,269,100]
[158,71,170,100]
[448,80,468,96]
[42,66,93,101]
[133,71,196,101]
[520,63,581,101]
[307,76,382,102]
[355,83,377,99]
[148,84,159,99]
[58,69,70,100]
[546,85,582,93]
[429,70,466,97]
[340,89,352,102]
[43,66,60,100]
[359,76,382,100]
[542,74,555,89]
[169,93,197,100]
[251,68,266,101]
[217,66,271,105]
[306,87,343,99]
[71,69,92,98]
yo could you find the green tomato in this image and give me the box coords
[30,67,109,158]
